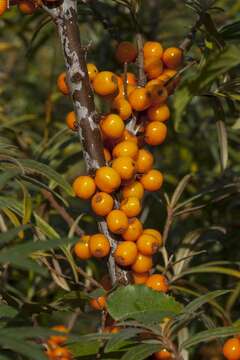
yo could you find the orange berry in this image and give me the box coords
[101,114,125,139]
[140,169,163,192]
[132,271,149,284]
[120,197,141,218]
[223,338,240,360]
[48,325,68,347]
[147,84,168,105]
[146,274,169,293]
[103,148,112,162]
[129,88,151,112]
[146,79,162,89]
[95,166,121,193]
[74,235,92,260]
[158,69,177,84]
[162,47,183,69]
[147,104,170,122]
[106,210,128,234]
[143,41,163,59]
[112,98,132,121]
[154,349,172,359]
[65,111,78,131]
[121,72,137,86]
[137,233,160,256]
[51,346,71,359]
[112,140,138,159]
[132,253,153,273]
[73,175,96,199]
[143,229,162,246]
[122,181,144,200]
[116,41,137,64]
[19,0,36,14]
[87,63,98,81]
[57,72,70,95]
[93,71,118,96]
[89,234,110,258]
[144,57,163,79]
[114,241,138,266]
[136,148,154,173]
[91,192,114,217]
[110,326,120,334]
[122,129,138,144]
[145,121,167,146]
[90,295,106,310]
[0,0,7,16]
[112,156,135,181]
[122,217,143,242]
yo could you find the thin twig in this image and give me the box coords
[136,32,146,87]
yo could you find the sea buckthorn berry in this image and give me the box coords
[223,338,240,360]
[106,210,128,234]
[95,166,121,193]
[112,140,138,159]
[158,69,177,84]
[110,327,120,334]
[51,346,71,359]
[154,349,172,359]
[114,241,138,266]
[120,197,141,218]
[136,148,154,173]
[103,148,111,162]
[116,41,137,64]
[147,104,170,122]
[91,192,114,217]
[48,325,68,347]
[132,253,153,273]
[101,114,125,139]
[132,271,149,284]
[129,88,152,111]
[73,175,96,199]
[162,47,183,69]
[122,217,143,242]
[143,228,162,246]
[121,72,137,86]
[0,0,7,16]
[144,41,163,59]
[144,57,163,79]
[89,234,110,258]
[112,156,135,181]
[140,169,163,192]
[147,84,168,105]
[137,233,160,256]
[146,274,169,293]
[93,71,118,96]
[112,98,132,121]
[74,235,92,260]
[57,72,70,95]
[145,121,167,146]
[122,181,144,200]
[90,295,106,310]
[87,63,98,81]
[19,0,36,14]
[65,111,78,131]
[146,79,162,89]
[122,129,138,144]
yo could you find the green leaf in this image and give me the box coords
[69,340,101,357]
[107,285,182,323]
[175,265,240,281]
[34,213,60,239]
[0,196,23,216]
[220,20,240,40]
[121,343,161,360]
[105,328,141,353]
[0,225,30,246]
[170,174,192,208]
[0,304,18,319]
[184,290,230,313]
[0,336,47,360]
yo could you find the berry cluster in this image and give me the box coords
[46,325,72,360]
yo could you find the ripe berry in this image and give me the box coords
[51,346,71,359]
[147,104,170,122]
[122,129,138,144]
[89,234,110,258]
[112,98,132,121]
[91,192,114,217]
[122,217,143,242]
[144,57,163,79]
[140,169,164,192]
[129,88,151,111]
[147,84,168,105]
[101,114,125,139]
[73,175,96,199]
[132,253,153,273]
[122,181,144,200]
[48,325,68,347]
[65,111,78,131]
[112,140,138,159]
[136,148,154,173]
[93,71,118,96]
[146,274,169,293]
[18,0,36,14]
[0,0,7,16]
[143,41,163,59]
[57,72,70,95]
[145,121,167,146]
[95,166,121,193]
[116,41,137,64]
[132,271,149,284]
[74,235,92,260]
[106,210,128,234]
[90,295,106,310]
[162,47,183,69]
[87,63,98,81]
[120,197,141,218]
[154,349,172,359]
[143,228,162,246]
[112,156,136,181]
[114,241,138,266]
[103,148,112,162]
[136,233,160,256]
[120,72,137,86]
[223,338,240,360]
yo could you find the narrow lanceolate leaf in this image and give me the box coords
[175,266,240,281]
[170,174,192,208]
[0,336,47,360]
[183,290,231,314]
[0,225,30,246]
[20,182,32,224]
[34,213,60,239]
[105,328,141,353]
[216,120,228,171]
[121,343,161,360]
